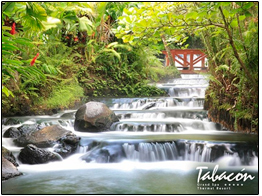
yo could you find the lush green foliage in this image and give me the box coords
[2,2,172,115]
[114,2,258,132]
[3,2,257,133]
[38,81,84,109]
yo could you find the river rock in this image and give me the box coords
[17,124,44,135]
[2,157,22,181]
[81,143,125,163]
[2,146,22,181]
[14,125,77,148]
[3,127,21,138]
[53,132,81,158]
[74,101,119,132]
[2,146,19,167]
[3,118,21,125]
[18,144,62,164]
[60,112,75,119]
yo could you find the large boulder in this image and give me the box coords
[2,146,19,167]
[18,144,62,164]
[17,124,46,135]
[74,101,119,132]
[3,127,21,138]
[2,146,22,181]
[2,157,22,181]
[14,125,78,148]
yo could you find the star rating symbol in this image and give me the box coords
[224,183,244,187]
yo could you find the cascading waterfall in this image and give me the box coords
[78,139,257,166]
[2,74,258,194]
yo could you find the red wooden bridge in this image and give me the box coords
[162,49,208,74]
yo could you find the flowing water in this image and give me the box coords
[2,74,258,194]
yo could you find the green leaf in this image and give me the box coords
[100,48,121,61]
[96,2,108,22]
[2,50,14,55]
[2,86,14,97]
[186,11,198,20]
[215,64,229,72]
[106,42,118,48]
[2,2,16,15]
[2,26,11,31]
[14,38,34,47]
[78,16,94,33]
[122,35,134,43]
[126,16,131,23]
[244,11,252,17]
[242,2,254,10]
[219,2,231,7]
[230,19,238,28]
[138,19,148,27]
[239,15,246,21]
[42,17,61,30]
[3,58,23,66]
[2,44,20,51]
[223,9,230,18]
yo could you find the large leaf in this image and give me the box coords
[78,16,94,34]
[96,2,108,22]
[186,11,198,20]
[26,2,47,21]
[2,86,14,97]
[2,2,16,16]
[42,17,61,30]
[21,2,47,31]
[14,38,34,47]
[2,44,20,51]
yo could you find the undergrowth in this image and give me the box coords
[38,81,84,109]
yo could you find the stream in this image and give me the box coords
[2,74,258,194]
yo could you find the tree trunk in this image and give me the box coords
[161,34,175,67]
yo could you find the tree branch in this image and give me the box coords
[218,6,257,89]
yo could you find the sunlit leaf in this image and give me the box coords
[78,16,94,34]
[230,19,238,28]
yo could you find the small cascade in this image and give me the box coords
[78,145,89,153]
[123,142,179,161]
[114,122,185,132]
[168,86,206,97]
[111,98,175,110]
[168,78,209,85]
[180,74,206,79]
[110,74,225,133]
[158,74,208,98]
[79,140,258,166]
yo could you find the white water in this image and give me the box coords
[2,74,258,194]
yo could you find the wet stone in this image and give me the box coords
[18,144,62,164]
[3,127,21,139]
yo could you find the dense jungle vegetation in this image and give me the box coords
[2,2,258,133]
[2,2,180,116]
[114,2,258,133]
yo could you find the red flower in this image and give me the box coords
[30,53,39,66]
[74,37,78,42]
[65,36,70,39]
[10,23,16,35]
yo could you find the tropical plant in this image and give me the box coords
[114,2,258,132]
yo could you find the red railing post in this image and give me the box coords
[162,49,208,73]
[190,50,193,71]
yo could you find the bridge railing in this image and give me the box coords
[162,49,208,74]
